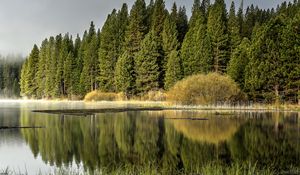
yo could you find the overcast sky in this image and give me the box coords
[0,0,290,56]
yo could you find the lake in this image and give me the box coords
[0,101,299,174]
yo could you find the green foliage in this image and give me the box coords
[17,0,300,104]
[207,1,228,73]
[164,50,182,90]
[114,51,135,95]
[167,73,241,105]
[227,38,251,89]
[181,12,212,76]
[244,16,300,103]
[21,45,39,98]
[135,30,161,94]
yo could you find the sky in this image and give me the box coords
[0,0,291,56]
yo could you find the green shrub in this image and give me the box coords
[167,73,242,105]
[84,91,125,102]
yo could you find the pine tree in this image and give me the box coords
[162,15,179,56]
[45,37,55,98]
[162,14,181,89]
[146,0,155,32]
[72,34,83,96]
[176,6,188,44]
[20,59,28,97]
[151,0,166,35]
[237,0,244,36]
[99,10,120,92]
[36,39,48,98]
[245,17,287,102]
[207,1,228,73]
[115,51,135,95]
[228,1,241,54]
[227,38,250,89]
[135,30,161,93]
[55,34,72,97]
[63,52,74,97]
[189,0,202,27]
[121,0,147,94]
[281,12,300,103]
[201,0,210,16]
[164,50,182,90]
[24,45,39,98]
[181,10,212,76]
[80,22,99,94]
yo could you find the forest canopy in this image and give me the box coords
[19,0,300,104]
[0,55,23,98]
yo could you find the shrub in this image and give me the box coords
[140,90,167,101]
[84,91,125,102]
[167,73,242,105]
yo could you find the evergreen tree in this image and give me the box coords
[228,1,241,54]
[201,0,210,16]
[56,34,72,97]
[72,34,83,96]
[135,30,161,93]
[207,1,228,73]
[44,37,55,98]
[20,59,28,97]
[36,39,48,98]
[245,17,288,102]
[115,51,135,95]
[189,0,202,27]
[237,0,244,36]
[227,38,250,89]
[176,6,188,44]
[24,45,39,98]
[99,10,120,92]
[146,0,155,32]
[63,52,74,97]
[80,22,99,94]
[162,14,181,89]
[281,12,300,103]
[181,10,212,76]
[164,50,182,90]
[121,0,147,94]
[162,15,179,56]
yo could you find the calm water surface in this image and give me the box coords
[0,101,299,174]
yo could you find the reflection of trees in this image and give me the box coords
[228,112,300,170]
[20,109,300,173]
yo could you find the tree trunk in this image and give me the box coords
[274,84,280,106]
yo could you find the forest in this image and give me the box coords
[0,55,23,98]
[19,0,300,103]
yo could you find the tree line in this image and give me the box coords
[20,0,300,103]
[0,55,23,98]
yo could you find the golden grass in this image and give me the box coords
[84,91,126,102]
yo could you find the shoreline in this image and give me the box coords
[0,99,299,112]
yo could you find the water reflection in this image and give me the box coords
[18,107,300,173]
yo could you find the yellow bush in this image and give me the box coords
[141,90,167,101]
[84,91,125,102]
[167,73,242,105]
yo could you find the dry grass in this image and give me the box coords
[167,73,243,105]
[84,91,126,102]
[140,90,167,101]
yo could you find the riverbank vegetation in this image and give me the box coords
[19,0,300,105]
